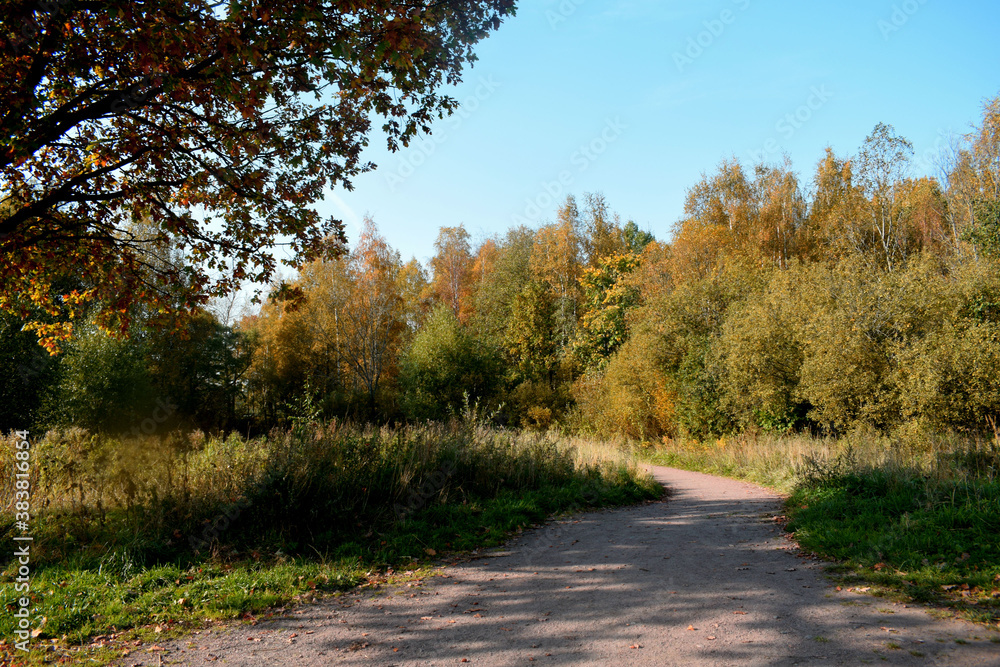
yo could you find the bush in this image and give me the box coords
[399,305,502,421]
[572,327,676,440]
[716,267,807,432]
[46,321,158,433]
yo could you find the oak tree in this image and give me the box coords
[0,0,516,351]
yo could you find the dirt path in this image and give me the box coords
[135,466,1000,666]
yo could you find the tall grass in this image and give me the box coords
[0,421,659,654]
[0,420,657,568]
[642,426,1000,493]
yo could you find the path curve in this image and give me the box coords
[138,466,1000,666]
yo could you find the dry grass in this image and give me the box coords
[640,426,1000,493]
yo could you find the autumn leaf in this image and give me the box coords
[1,0,517,351]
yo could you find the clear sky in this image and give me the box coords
[320,0,1000,266]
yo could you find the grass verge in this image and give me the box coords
[1,422,661,664]
[786,459,1000,625]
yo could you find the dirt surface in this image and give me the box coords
[131,466,1000,666]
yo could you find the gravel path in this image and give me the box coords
[134,466,1000,666]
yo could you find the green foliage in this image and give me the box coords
[503,280,559,384]
[400,305,502,421]
[0,310,59,431]
[470,226,536,349]
[673,336,732,439]
[47,320,157,433]
[895,321,1000,430]
[42,311,250,433]
[650,261,763,438]
[791,256,1000,433]
[964,200,1000,259]
[716,269,807,432]
[573,327,676,440]
[504,379,573,431]
[622,221,655,254]
[146,311,252,431]
[573,253,641,369]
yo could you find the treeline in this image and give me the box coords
[5,95,1000,440]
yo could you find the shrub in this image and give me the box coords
[716,267,806,431]
[572,327,676,440]
[399,305,502,421]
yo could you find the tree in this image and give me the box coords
[0,0,516,351]
[47,318,156,432]
[243,291,315,424]
[947,94,1000,258]
[0,308,59,431]
[573,253,641,369]
[530,196,583,347]
[622,221,655,254]
[429,225,473,317]
[854,123,916,271]
[964,200,1000,259]
[970,95,1000,202]
[753,160,806,269]
[469,225,535,348]
[338,216,405,411]
[580,192,624,267]
[396,257,431,336]
[804,147,857,260]
[464,238,499,324]
[504,280,558,384]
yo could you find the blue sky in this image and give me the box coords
[321,0,1000,266]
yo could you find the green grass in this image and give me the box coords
[1,422,661,664]
[786,464,1000,623]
